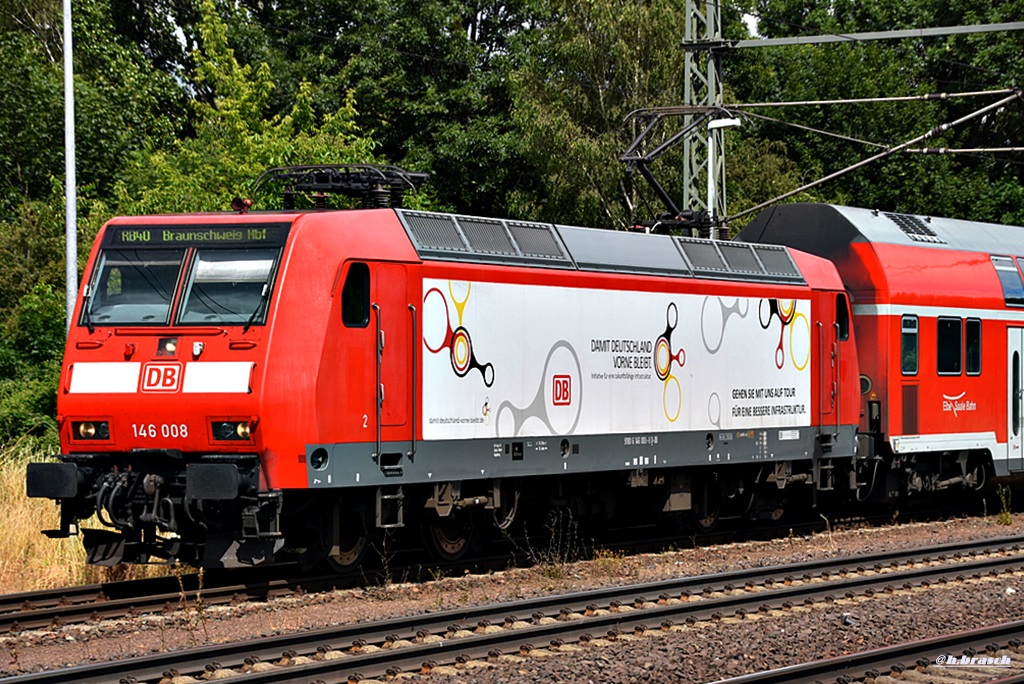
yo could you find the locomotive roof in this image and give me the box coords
[737,203,1024,259]
[396,209,807,286]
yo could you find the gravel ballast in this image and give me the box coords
[3,514,1024,681]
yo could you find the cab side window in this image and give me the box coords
[341,263,370,327]
[836,293,850,341]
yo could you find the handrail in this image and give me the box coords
[408,304,417,460]
[372,303,382,461]
[834,320,841,437]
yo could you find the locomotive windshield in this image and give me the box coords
[82,222,290,327]
[179,248,278,325]
[85,249,187,325]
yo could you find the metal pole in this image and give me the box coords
[707,118,741,224]
[63,0,77,330]
[706,129,716,220]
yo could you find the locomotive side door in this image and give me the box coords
[816,293,839,423]
[337,261,411,464]
[374,263,410,430]
[1008,328,1024,471]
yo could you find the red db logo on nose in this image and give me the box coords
[141,363,182,392]
[552,375,572,406]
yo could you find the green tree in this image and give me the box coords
[225,0,541,216]
[735,0,1024,223]
[114,0,380,213]
[0,0,185,216]
[0,283,64,445]
[506,0,777,229]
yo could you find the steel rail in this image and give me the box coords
[0,565,320,634]
[191,552,1024,684]
[712,620,1024,684]
[0,550,523,633]
[4,535,1023,684]
[0,512,927,633]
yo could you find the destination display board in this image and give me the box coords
[102,222,292,248]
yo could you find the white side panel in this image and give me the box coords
[890,431,1000,456]
[68,362,141,394]
[854,303,1024,322]
[182,362,254,393]
[421,279,812,440]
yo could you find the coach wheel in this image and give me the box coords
[969,460,991,492]
[327,508,369,571]
[424,510,474,562]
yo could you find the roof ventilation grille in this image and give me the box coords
[884,212,946,244]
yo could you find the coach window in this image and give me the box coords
[341,262,370,327]
[900,315,918,375]
[836,293,850,341]
[1016,353,1022,437]
[965,318,981,375]
[937,317,962,375]
[993,256,1024,306]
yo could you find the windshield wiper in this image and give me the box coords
[80,285,95,334]
[243,283,269,334]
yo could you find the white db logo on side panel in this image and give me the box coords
[141,362,183,392]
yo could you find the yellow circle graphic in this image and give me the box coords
[663,375,682,423]
[452,331,470,371]
[789,311,811,371]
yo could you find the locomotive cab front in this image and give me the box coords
[27,219,292,567]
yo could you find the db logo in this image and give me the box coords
[552,375,572,406]
[141,362,182,392]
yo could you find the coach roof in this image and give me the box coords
[738,203,1024,259]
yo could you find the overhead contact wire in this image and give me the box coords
[726,90,1024,223]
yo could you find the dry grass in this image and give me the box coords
[0,443,162,592]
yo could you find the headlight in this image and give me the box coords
[157,337,178,356]
[213,420,252,442]
[73,421,110,440]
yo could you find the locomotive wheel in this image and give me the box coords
[692,503,720,532]
[327,507,370,571]
[424,510,474,561]
[691,479,722,533]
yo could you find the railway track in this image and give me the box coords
[4,535,1024,684]
[0,551,524,635]
[714,620,1024,684]
[0,508,958,634]
[0,564,318,634]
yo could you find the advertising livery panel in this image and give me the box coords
[422,279,811,441]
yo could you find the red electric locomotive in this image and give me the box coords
[33,167,980,570]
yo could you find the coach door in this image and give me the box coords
[1008,328,1024,471]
